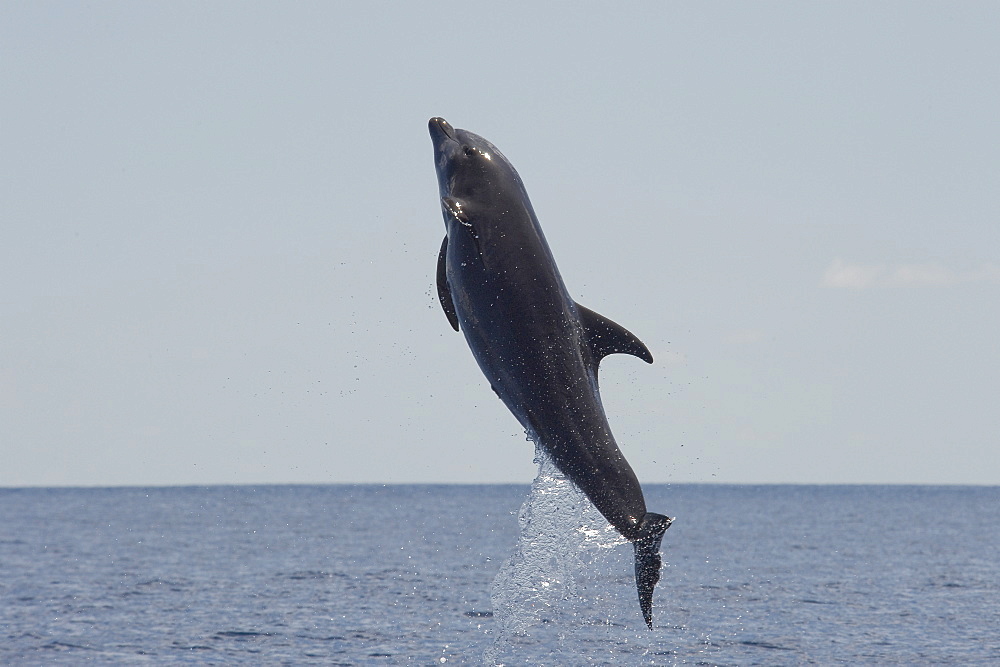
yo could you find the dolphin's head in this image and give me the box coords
[428,117,527,228]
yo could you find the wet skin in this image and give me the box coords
[429,117,671,628]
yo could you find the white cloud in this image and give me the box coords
[885,262,955,287]
[822,258,886,288]
[822,259,1000,289]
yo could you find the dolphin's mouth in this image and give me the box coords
[429,117,457,144]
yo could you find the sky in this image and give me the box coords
[2,2,998,487]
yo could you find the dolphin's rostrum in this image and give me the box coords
[429,117,672,629]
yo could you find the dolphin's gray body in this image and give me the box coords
[429,117,671,628]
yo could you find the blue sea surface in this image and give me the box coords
[1,484,998,664]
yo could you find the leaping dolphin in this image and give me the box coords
[428,117,672,629]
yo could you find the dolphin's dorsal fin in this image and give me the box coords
[577,303,653,365]
[437,236,459,331]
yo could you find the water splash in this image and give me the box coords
[485,436,627,664]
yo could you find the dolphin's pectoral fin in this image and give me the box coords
[442,196,484,256]
[442,196,470,224]
[436,236,459,331]
[633,512,672,629]
[576,303,654,365]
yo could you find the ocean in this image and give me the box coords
[1,479,997,665]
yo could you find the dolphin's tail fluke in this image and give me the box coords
[633,511,672,629]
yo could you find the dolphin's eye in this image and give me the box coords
[463,145,492,161]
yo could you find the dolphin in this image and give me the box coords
[428,117,672,629]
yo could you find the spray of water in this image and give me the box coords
[484,435,627,664]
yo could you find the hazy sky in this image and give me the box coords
[3,3,998,487]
